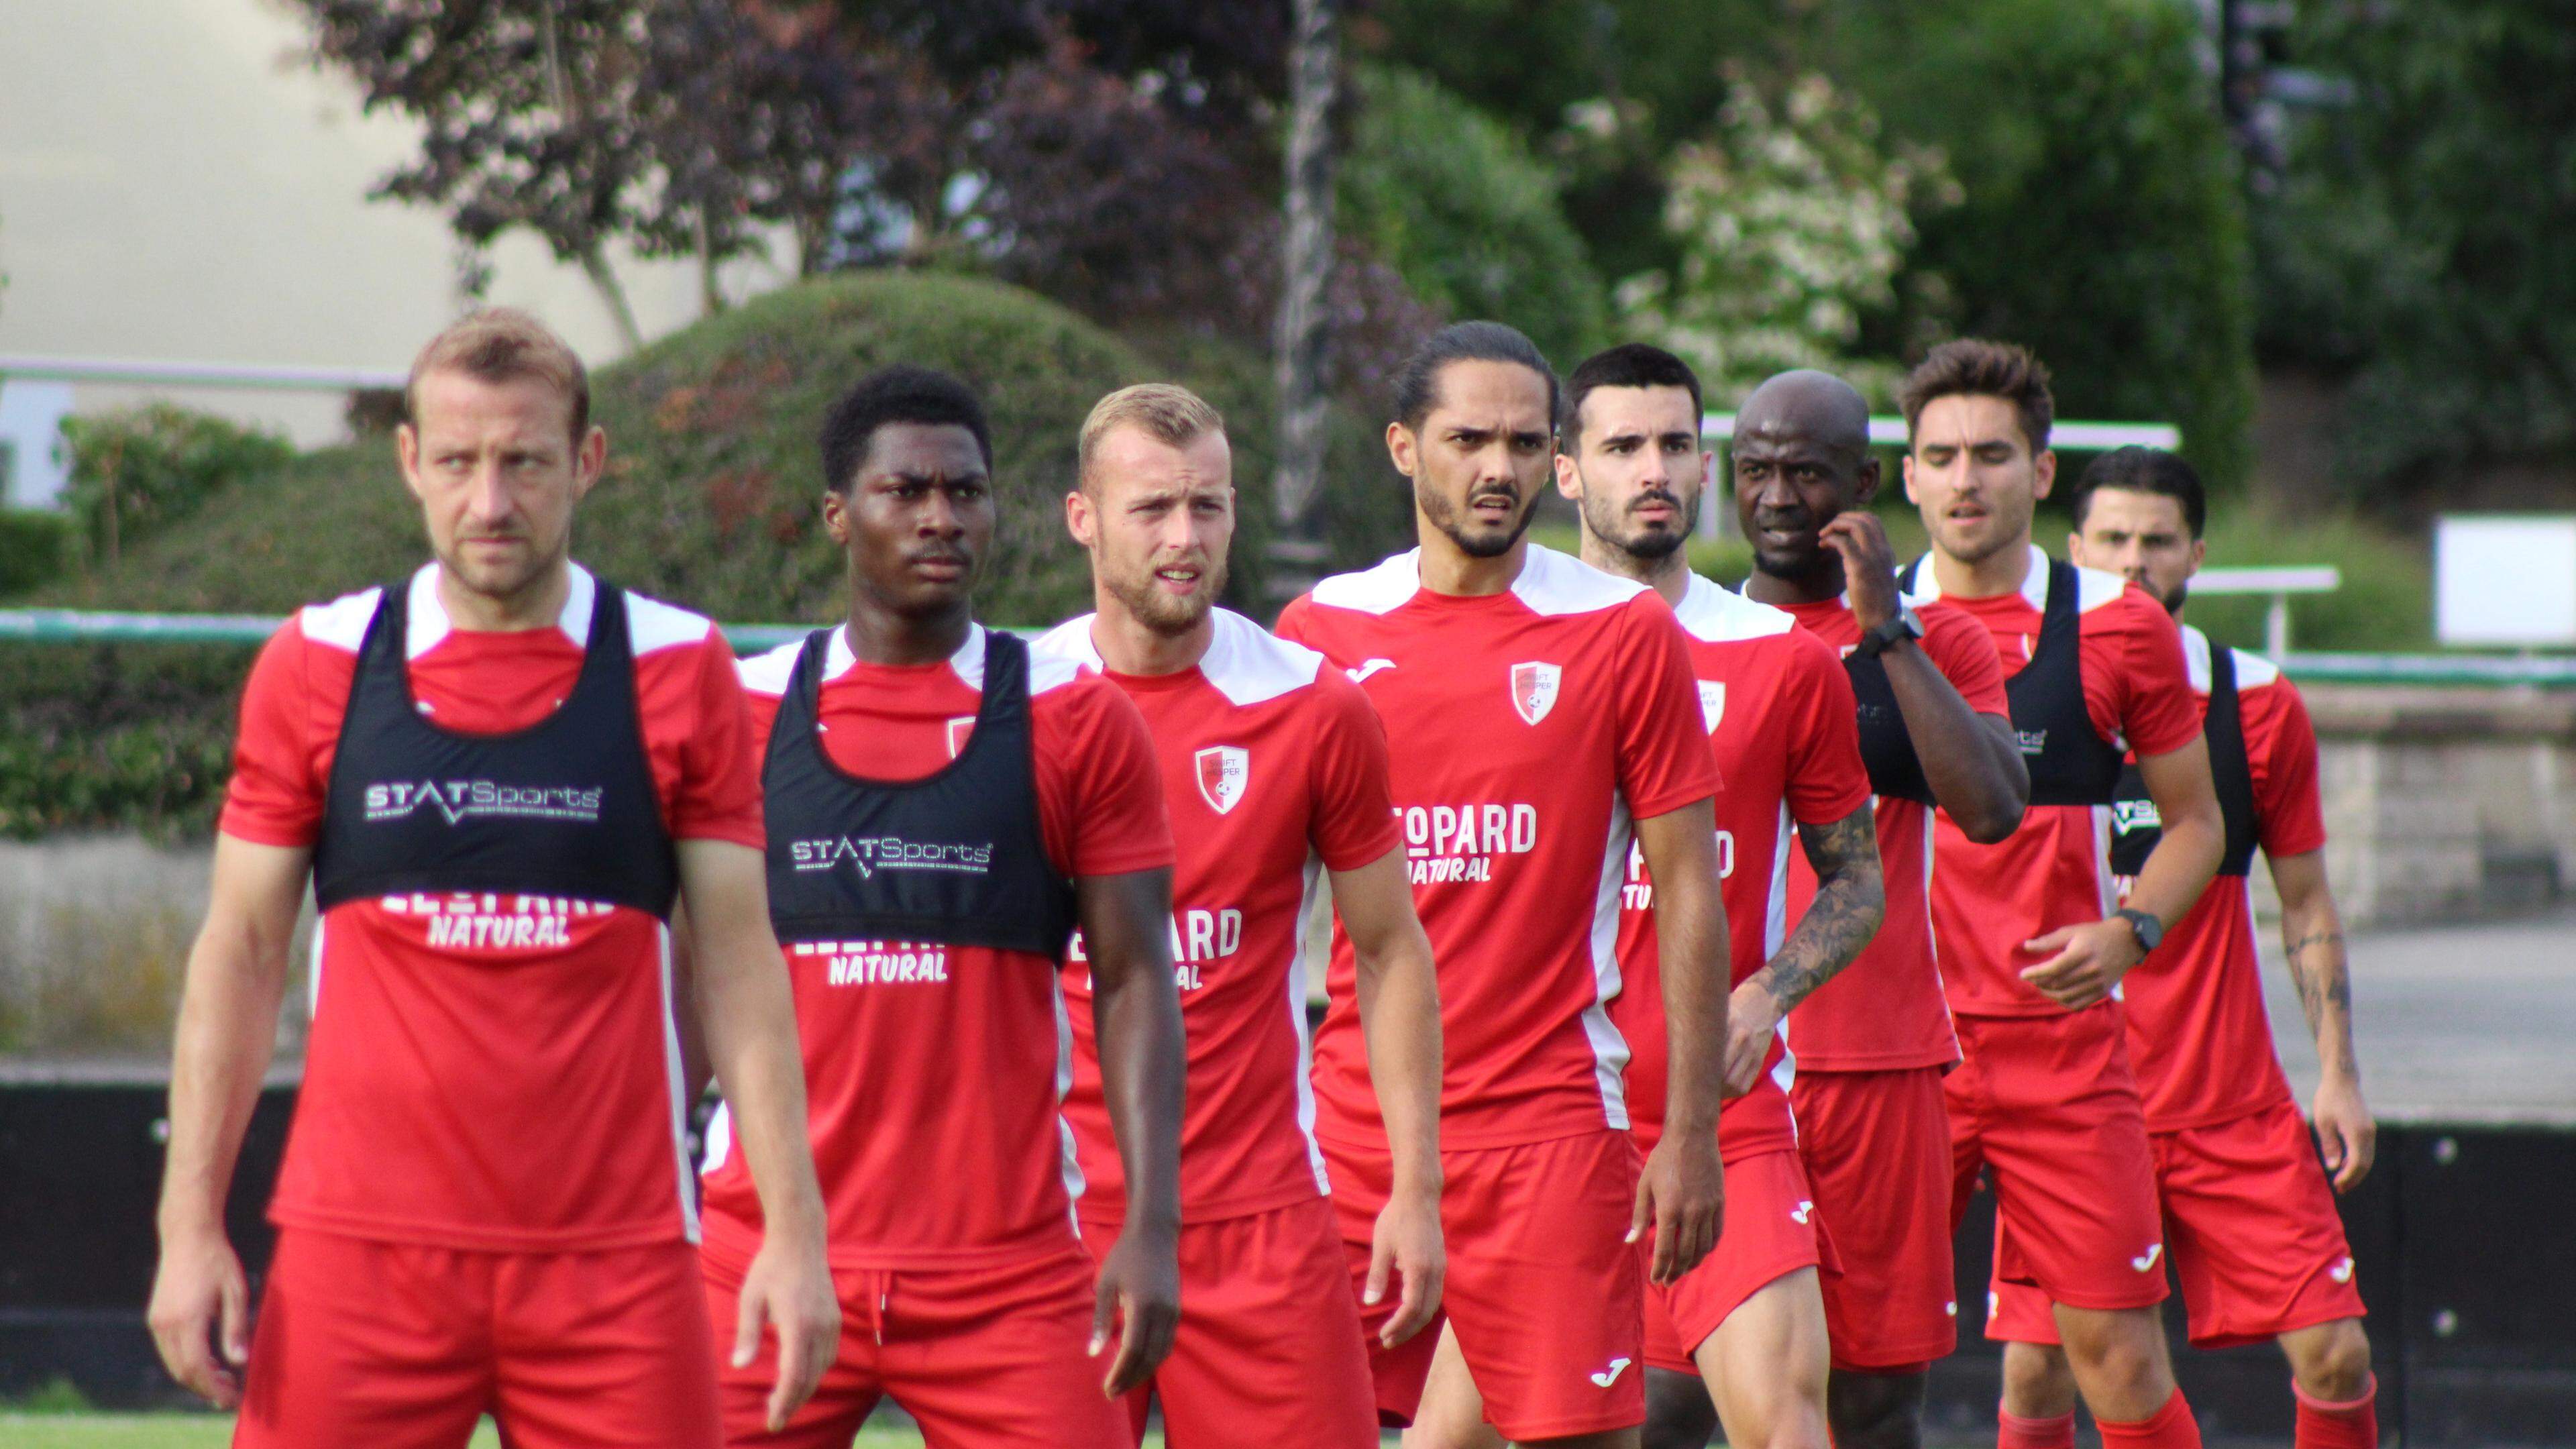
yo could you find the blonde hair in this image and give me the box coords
[406,307,591,441]
[1077,383,1226,491]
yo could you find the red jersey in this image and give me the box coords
[1610,576,1871,1163]
[220,564,761,1251]
[1275,544,1722,1150]
[2115,626,2324,1130]
[1776,596,2008,1069]
[1903,545,2202,1017]
[1036,608,1401,1224]
[696,624,1172,1271]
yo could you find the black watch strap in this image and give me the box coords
[1854,607,1923,659]
[2114,906,2163,955]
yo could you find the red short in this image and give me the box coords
[235,1228,719,1449]
[1793,1065,1959,1370]
[1642,1148,1831,1374]
[702,1241,1128,1449]
[1326,1128,1645,1442]
[1947,1008,2170,1313]
[1077,1197,1375,1448]
[1986,1098,2366,1349]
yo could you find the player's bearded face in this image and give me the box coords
[1405,361,1555,561]
[1904,394,2047,569]
[1564,386,1703,566]
[401,370,598,607]
[1086,429,1236,636]
[2069,487,2202,616]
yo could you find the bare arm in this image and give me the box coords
[2023,737,2222,1009]
[2269,847,2373,1191]
[1724,806,1882,1096]
[1631,800,1729,1284]
[1331,847,1444,1346]
[149,836,309,1409]
[677,839,837,1432]
[1078,866,1185,1396]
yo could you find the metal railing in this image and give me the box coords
[2189,564,2340,659]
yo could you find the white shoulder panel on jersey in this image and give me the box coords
[2231,645,2283,690]
[735,638,804,698]
[1307,549,1422,614]
[2180,622,2216,694]
[623,590,718,655]
[1672,572,1796,643]
[1509,542,1650,616]
[2072,559,2131,614]
[1201,608,1325,706]
[951,623,1085,697]
[1031,614,1102,670]
[297,586,385,653]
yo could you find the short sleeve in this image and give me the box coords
[217,623,330,848]
[2114,589,2202,757]
[1305,671,1401,871]
[1271,595,1317,651]
[1783,637,1873,826]
[2249,674,2328,858]
[663,635,765,847]
[1038,680,1176,879]
[1920,603,2010,716]
[1613,593,1725,818]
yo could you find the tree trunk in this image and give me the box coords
[581,244,646,354]
[1266,0,1339,606]
[696,203,726,317]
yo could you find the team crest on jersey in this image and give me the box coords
[1697,681,1726,733]
[1195,746,1249,815]
[1509,662,1561,725]
[946,716,976,759]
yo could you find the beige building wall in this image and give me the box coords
[0,0,793,447]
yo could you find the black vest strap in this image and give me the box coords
[761,627,1079,958]
[311,576,680,916]
[2008,559,2131,806]
[2108,642,2261,878]
[1843,647,1936,805]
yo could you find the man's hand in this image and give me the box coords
[2312,1071,2377,1194]
[148,1224,250,1409]
[1366,1185,1445,1348]
[1090,1225,1180,1397]
[2019,917,2148,1009]
[1821,511,1903,631]
[1630,1131,1725,1285]
[733,1231,840,1432]
[1722,979,1784,1099]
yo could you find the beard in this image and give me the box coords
[1581,484,1694,566]
[436,527,564,608]
[1104,551,1228,635]
[1417,475,1539,559]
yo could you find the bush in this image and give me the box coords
[0,511,71,595]
[60,404,295,562]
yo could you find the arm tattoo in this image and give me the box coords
[1752,811,1884,1014]
[2282,924,2358,1069]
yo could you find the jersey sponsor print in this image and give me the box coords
[696,625,1171,1271]
[1610,576,1871,1163]
[1036,608,1401,1223]
[1774,596,2007,1068]
[220,564,759,1250]
[1902,545,2200,1016]
[1274,544,1721,1150]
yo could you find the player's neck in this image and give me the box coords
[435,557,571,633]
[1742,556,1842,608]
[842,596,975,667]
[1416,527,1527,598]
[1088,594,1212,678]
[1577,527,1690,607]
[1931,531,2034,600]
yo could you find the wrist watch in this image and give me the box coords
[1853,604,1925,659]
[2113,906,2164,956]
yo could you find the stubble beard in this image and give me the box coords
[1106,553,1226,636]
[1418,475,1538,560]
[1582,486,1692,570]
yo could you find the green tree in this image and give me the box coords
[1339,62,1606,365]
[1831,0,2257,487]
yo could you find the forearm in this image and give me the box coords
[1884,648,2027,837]
[1752,857,1882,1016]
[2279,888,2359,1079]
[2122,810,2223,928]
[1656,879,1730,1135]
[694,929,825,1242]
[159,930,289,1237]
[1354,934,1442,1197]
[1094,966,1186,1234]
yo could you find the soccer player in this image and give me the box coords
[698,366,1185,1448]
[1892,339,2226,1449]
[1034,382,1446,1446]
[1277,321,1731,1449]
[1560,344,1886,1449]
[1984,447,2377,1449]
[148,309,837,1448]
[1731,368,2031,1449]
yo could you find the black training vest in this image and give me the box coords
[1843,644,1935,805]
[761,627,1079,957]
[2108,641,2260,879]
[1901,556,2127,807]
[311,576,680,916]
